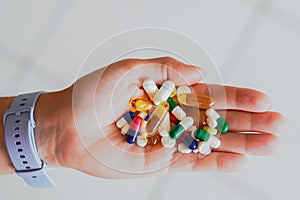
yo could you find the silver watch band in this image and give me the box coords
[4,92,54,188]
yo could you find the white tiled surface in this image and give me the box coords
[0,0,299,199]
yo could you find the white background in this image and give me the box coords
[0,0,299,199]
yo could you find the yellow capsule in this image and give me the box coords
[145,101,169,137]
[129,97,153,112]
[177,93,215,109]
[170,88,177,98]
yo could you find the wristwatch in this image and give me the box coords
[3,92,54,188]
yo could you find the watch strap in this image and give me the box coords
[4,92,54,188]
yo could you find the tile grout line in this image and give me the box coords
[267,5,300,35]
[2,0,75,93]
[220,1,272,81]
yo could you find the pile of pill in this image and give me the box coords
[116,79,229,155]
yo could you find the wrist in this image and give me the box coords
[0,97,15,174]
[34,87,74,167]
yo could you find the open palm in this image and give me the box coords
[61,57,286,178]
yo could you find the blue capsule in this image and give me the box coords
[180,132,198,150]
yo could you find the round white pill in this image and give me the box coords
[197,141,210,155]
[136,135,147,147]
[207,136,221,148]
[161,136,176,148]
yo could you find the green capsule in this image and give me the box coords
[195,128,211,142]
[216,118,229,133]
[169,124,186,139]
[169,117,194,139]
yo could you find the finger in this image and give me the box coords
[168,152,248,172]
[191,83,271,112]
[216,132,280,155]
[220,110,288,134]
[108,56,206,86]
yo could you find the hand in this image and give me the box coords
[35,57,287,178]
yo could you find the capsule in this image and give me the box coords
[167,97,186,121]
[176,86,192,97]
[129,97,153,112]
[120,124,130,135]
[145,101,169,136]
[161,135,176,148]
[158,112,171,137]
[116,111,135,129]
[194,128,221,148]
[206,108,229,133]
[126,115,143,144]
[207,117,217,129]
[177,93,215,109]
[169,113,179,124]
[140,112,151,133]
[179,132,198,150]
[178,143,192,154]
[203,126,217,136]
[169,117,194,139]
[153,80,175,105]
[143,79,159,101]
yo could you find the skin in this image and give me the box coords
[0,57,287,178]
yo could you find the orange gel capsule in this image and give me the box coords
[129,97,153,112]
[177,93,215,109]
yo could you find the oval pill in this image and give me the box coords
[158,112,171,137]
[177,93,215,109]
[176,86,192,96]
[129,97,153,112]
[153,80,175,105]
[145,101,169,136]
